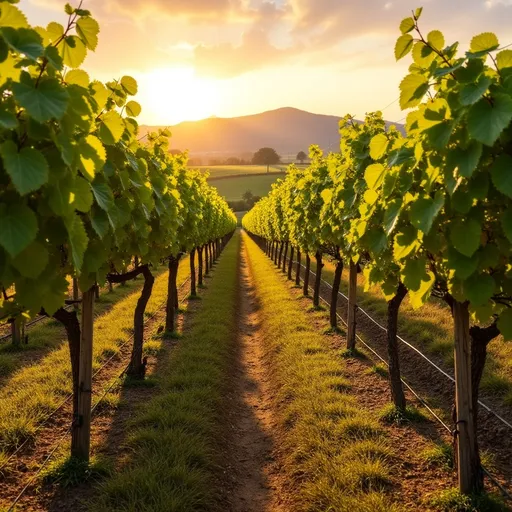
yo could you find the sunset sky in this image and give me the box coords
[22,0,512,126]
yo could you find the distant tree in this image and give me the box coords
[296,151,307,164]
[225,157,241,165]
[242,190,254,203]
[252,147,280,172]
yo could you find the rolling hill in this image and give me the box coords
[139,107,403,160]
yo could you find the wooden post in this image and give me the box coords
[346,260,358,350]
[11,319,21,346]
[76,288,94,461]
[453,300,477,494]
[73,277,79,310]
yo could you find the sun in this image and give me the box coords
[136,67,221,125]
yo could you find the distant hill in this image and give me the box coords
[139,107,403,159]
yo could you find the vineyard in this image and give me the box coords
[1,1,512,512]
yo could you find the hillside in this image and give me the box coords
[139,107,403,159]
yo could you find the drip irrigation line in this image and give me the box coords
[263,243,512,501]
[299,262,512,433]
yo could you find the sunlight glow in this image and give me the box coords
[136,67,221,125]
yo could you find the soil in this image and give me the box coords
[218,237,285,512]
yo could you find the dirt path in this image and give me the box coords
[222,238,283,512]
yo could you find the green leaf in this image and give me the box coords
[1,140,49,196]
[98,110,125,145]
[467,94,512,146]
[460,75,492,106]
[77,135,106,181]
[66,214,88,269]
[364,163,386,189]
[90,206,110,238]
[463,273,495,306]
[12,74,68,123]
[369,133,389,160]
[414,7,423,19]
[448,141,482,178]
[447,248,479,279]
[412,41,435,67]
[409,192,444,234]
[383,199,402,234]
[125,100,141,117]
[470,32,499,54]
[399,73,429,109]
[59,35,86,68]
[427,30,444,50]
[65,69,89,87]
[45,21,64,44]
[399,17,415,34]
[0,3,28,29]
[491,154,512,198]
[425,121,454,149]
[12,241,48,279]
[498,308,512,341]
[320,188,332,203]
[73,176,93,212]
[121,75,137,95]
[1,27,43,60]
[0,109,17,129]
[409,271,435,309]
[501,208,512,243]
[401,256,427,291]
[76,16,99,51]
[44,45,63,71]
[395,34,413,61]
[450,218,481,257]
[0,203,38,257]
[91,179,114,212]
[496,49,512,72]
[394,225,419,260]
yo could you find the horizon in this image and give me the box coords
[21,0,512,126]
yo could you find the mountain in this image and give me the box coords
[139,107,403,159]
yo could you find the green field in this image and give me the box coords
[209,174,284,201]
[195,165,288,178]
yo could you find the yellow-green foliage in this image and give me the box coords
[243,233,401,512]
[92,233,240,512]
[0,260,190,453]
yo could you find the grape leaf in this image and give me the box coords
[0,203,38,257]
[77,135,106,181]
[12,241,48,279]
[12,73,68,123]
[409,192,444,234]
[395,34,413,61]
[490,154,512,198]
[59,35,86,68]
[400,73,429,109]
[76,16,99,51]
[450,218,481,257]
[1,140,48,195]
[467,93,512,146]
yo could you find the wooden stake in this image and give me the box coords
[346,260,358,350]
[453,300,477,494]
[72,277,79,310]
[76,287,94,461]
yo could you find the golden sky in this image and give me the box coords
[23,0,512,125]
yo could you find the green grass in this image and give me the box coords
[209,174,283,201]
[243,233,402,512]
[0,259,191,454]
[378,403,427,425]
[91,232,240,512]
[427,487,507,511]
[196,164,287,178]
[320,259,512,411]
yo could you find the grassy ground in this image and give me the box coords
[319,258,512,408]
[0,259,191,456]
[243,233,402,512]
[209,174,283,201]
[196,165,288,178]
[92,233,240,512]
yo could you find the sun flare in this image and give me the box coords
[136,67,221,125]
